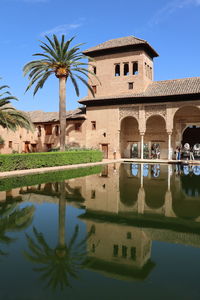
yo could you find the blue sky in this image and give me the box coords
[1,0,200,112]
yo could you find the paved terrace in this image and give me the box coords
[0,158,200,179]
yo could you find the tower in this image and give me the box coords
[83,36,159,98]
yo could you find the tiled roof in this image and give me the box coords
[83,36,159,57]
[27,107,86,123]
[79,77,200,104]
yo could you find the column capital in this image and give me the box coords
[140,132,145,136]
[167,131,172,135]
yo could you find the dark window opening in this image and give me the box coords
[91,121,96,130]
[93,66,96,74]
[124,63,129,76]
[55,125,60,136]
[122,245,128,258]
[115,64,120,76]
[128,82,134,90]
[133,62,138,75]
[90,225,96,234]
[113,245,119,257]
[44,124,52,135]
[92,85,97,94]
[92,244,96,253]
[103,132,106,137]
[75,123,81,132]
[91,190,96,199]
[130,247,136,260]
[127,232,132,239]
[9,141,12,148]
[37,126,41,137]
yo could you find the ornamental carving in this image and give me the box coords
[119,106,139,121]
[145,105,166,120]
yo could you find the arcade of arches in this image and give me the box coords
[120,104,200,159]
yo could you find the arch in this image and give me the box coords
[120,116,139,158]
[145,115,167,159]
[115,64,120,76]
[173,105,200,151]
[124,63,129,76]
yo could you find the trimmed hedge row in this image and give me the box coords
[0,150,103,172]
[0,165,103,191]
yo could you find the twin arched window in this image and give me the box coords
[115,62,138,76]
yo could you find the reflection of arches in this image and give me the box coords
[120,117,139,158]
[120,164,139,207]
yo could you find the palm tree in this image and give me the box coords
[0,82,33,131]
[23,35,96,151]
[0,198,35,257]
[24,182,92,290]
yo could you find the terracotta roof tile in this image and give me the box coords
[79,77,200,103]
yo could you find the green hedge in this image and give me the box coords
[0,165,103,191]
[0,150,103,172]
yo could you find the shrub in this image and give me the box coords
[0,150,103,172]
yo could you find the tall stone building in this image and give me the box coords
[1,35,200,158]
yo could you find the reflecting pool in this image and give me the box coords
[0,163,200,300]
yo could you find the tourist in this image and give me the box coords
[189,147,194,160]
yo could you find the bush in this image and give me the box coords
[0,150,103,172]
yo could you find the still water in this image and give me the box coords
[0,163,200,300]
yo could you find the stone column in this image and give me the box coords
[140,133,144,160]
[167,132,172,160]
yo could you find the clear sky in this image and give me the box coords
[1,0,200,112]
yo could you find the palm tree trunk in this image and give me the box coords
[59,77,66,151]
[58,181,66,248]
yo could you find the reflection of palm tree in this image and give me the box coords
[0,199,35,256]
[24,182,91,290]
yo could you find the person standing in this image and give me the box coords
[190,147,194,160]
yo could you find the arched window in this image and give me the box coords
[133,62,138,75]
[55,125,60,136]
[37,126,41,137]
[115,64,120,76]
[124,63,129,76]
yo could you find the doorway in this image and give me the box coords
[101,144,108,159]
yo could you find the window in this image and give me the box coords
[133,62,138,75]
[115,64,120,76]
[130,247,136,260]
[113,245,119,257]
[91,121,96,130]
[90,225,96,234]
[150,67,152,80]
[44,124,52,135]
[75,123,81,131]
[124,63,129,76]
[55,125,60,136]
[128,82,134,90]
[92,244,96,253]
[93,66,96,74]
[9,141,12,148]
[127,232,132,239]
[91,190,96,199]
[37,126,41,137]
[122,245,128,258]
[92,85,97,94]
